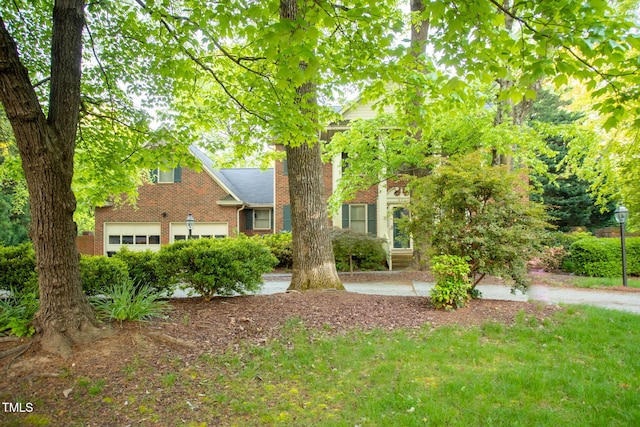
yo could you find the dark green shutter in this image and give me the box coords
[342,204,350,229]
[173,166,182,183]
[245,209,253,230]
[270,209,274,229]
[283,159,288,176]
[283,205,291,231]
[367,204,377,235]
[149,169,158,183]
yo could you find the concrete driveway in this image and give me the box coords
[258,278,640,315]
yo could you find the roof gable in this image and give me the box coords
[189,145,273,205]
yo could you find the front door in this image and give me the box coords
[392,207,411,249]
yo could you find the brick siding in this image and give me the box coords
[95,167,255,255]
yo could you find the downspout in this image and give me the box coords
[237,204,246,236]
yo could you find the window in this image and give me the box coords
[108,235,120,245]
[122,235,134,244]
[174,235,186,241]
[135,235,147,244]
[349,205,367,234]
[154,166,182,183]
[158,169,174,183]
[254,209,271,230]
[149,235,160,244]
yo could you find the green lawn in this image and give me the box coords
[4,306,640,426]
[569,276,640,289]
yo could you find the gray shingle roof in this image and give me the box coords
[189,145,273,205]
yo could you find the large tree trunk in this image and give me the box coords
[280,0,343,291]
[0,1,106,358]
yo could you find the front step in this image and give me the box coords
[390,253,413,271]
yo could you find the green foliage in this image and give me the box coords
[79,256,129,296]
[429,255,472,310]
[111,247,171,295]
[0,243,37,293]
[536,230,594,272]
[529,90,615,232]
[569,237,640,278]
[407,151,552,293]
[330,228,386,272]
[90,279,169,322]
[156,237,277,300]
[253,232,293,269]
[0,289,38,337]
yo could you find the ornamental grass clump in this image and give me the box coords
[429,255,472,310]
[90,279,169,322]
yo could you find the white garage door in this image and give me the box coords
[104,223,161,255]
[170,222,228,242]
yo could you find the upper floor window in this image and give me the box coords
[151,166,182,183]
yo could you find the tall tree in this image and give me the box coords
[279,0,342,290]
[0,0,107,358]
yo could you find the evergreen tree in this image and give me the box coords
[530,91,615,232]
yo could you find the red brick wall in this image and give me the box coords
[274,145,290,232]
[345,186,378,205]
[76,232,95,256]
[95,168,241,255]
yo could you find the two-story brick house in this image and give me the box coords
[95,100,412,268]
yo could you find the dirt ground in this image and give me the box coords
[0,271,563,425]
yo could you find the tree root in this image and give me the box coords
[1,341,33,375]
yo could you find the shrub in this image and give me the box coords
[429,255,472,310]
[111,247,171,295]
[0,289,38,337]
[90,279,169,322]
[407,151,551,293]
[80,256,129,296]
[156,237,278,300]
[0,243,37,294]
[331,228,386,272]
[570,237,640,277]
[254,232,293,269]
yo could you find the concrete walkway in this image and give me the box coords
[255,277,640,315]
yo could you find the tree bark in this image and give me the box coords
[280,0,343,291]
[0,0,107,359]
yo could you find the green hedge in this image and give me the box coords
[112,247,172,295]
[155,237,277,300]
[254,232,293,269]
[80,256,129,296]
[570,237,640,277]
[331,229,386,272]
[0,243,37,294]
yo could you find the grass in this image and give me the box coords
[569,276,640,289]
[4,306,640,426]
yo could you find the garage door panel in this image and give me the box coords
[104,223,161,255]
[170,222,228,242]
